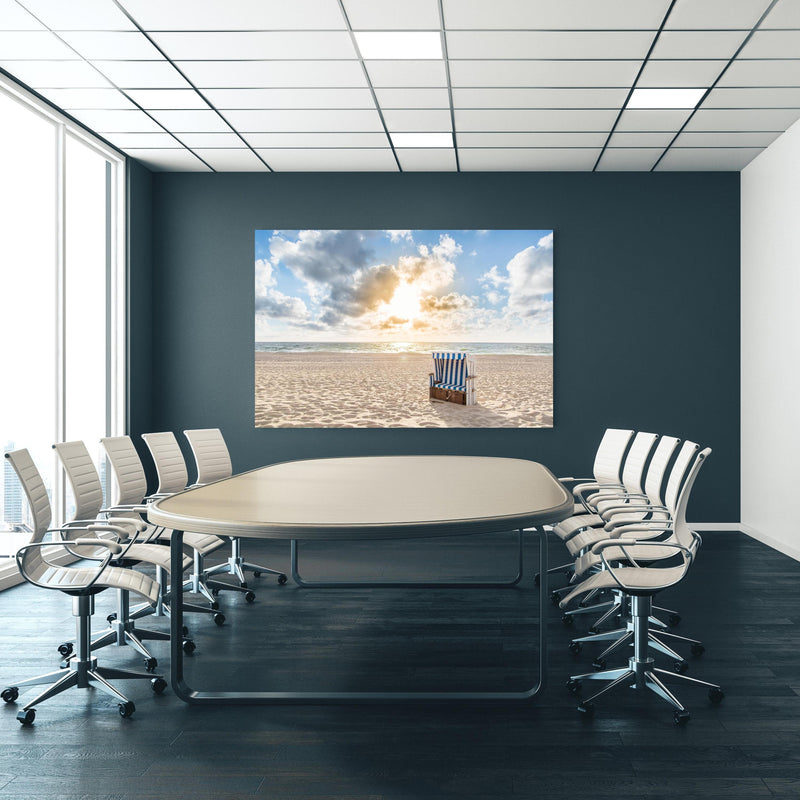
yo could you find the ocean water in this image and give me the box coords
[255,341,552,356]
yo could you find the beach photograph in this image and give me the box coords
[255,229,553,428]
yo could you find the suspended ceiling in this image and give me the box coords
[1,0,798,172]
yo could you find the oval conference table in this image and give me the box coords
[148,455,574,705]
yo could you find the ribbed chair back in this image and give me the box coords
[183,428,232,485]
[591,428,634,486]
[619,432,658,494]
[643,435,681,507]
[4,449,52,542]
[53,441,104,522]
[100,436,148,507]
[141,432,189,495]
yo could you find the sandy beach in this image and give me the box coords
[255,352,553,428]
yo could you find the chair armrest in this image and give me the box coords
[16,539,120,590]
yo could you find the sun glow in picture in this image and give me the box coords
[255,229,553,428]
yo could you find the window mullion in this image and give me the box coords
[54,122,67,526]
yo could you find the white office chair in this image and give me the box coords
[184,428,287,590]
[102,434,228,621]
[2,450,166,724]
[562,447,723,723]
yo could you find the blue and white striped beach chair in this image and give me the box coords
[429,352,476,406]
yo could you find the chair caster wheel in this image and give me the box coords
[534,574,540,586]
[253,571,262,578]
[213,612,225,626]
[566,679,581,695]
[118,701,135,718]
[106,613,117,624]
[144,657,158,673]
[690,643,705,656]
[57,642,73,657]
[151,677,167,695]
[561,614,574,627]
[2,687,19,703]
[550,592,561,606]
[210,601,220,611]
[182,625,189,636]
[709,687,725,704]
[668,614,681,626]
[240,581,248,589]
[588,627,599,635]
[211,588,220,597]
[245,591,256,603]
[569,642,582,655]
[278,574,288,585]
[673,710,690,725]
[17,709,35,725]
[182,638,196,654]
[674,660,688,674]
[592,658,606,671]
[577,701,595,717]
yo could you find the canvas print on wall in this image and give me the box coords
[255,229,553,428]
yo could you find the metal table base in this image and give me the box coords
[170,527,549,705]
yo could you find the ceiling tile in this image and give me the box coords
[615,109,694,131]
[0,31,78,58]
[146,109,233,133]
[176,132,248,148]
[665,0,773,29]
[102,131,182,148]
[449,60,640,88]
[649,30,747,60]
[456,131,608,147]
[93,60,191,89]
[608,131,677,147]
[458,147,601,170]
[191,149,269,172]
[223,108,385,132]
[17,0,137,30]
[150,31,357,61]
[761,1,800,27]
[455,108,617,132]
[382,108,452,132]
[637,60,728,88]
[67,108,165,133]
[39,87,137,110]
[719,59,800,87]
[118,0,347,30]
[739,31,800,59]
[343,0,442,30]
[675,130,782,147]
[374,88,450,108]
[244,132,389,148]
[442,0,669,29]
[445,31,653,60]
[125,89,210,109]
[365,60,447,88]
[655,146,764,170]
[686,107,800,131]
[58,31,164,60]
[396,148,457,171]
[255,148,399,171]
[125,148,212,171]
[177,60,368,89]
[0,60,111,88]
[0,0,46,29]
[703,87,800,108]
[596,148,664,171]
[451,87,628,108]
[203,88,374,109]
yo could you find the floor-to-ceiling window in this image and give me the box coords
[0,75,125,582]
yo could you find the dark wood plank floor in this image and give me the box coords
[0,531,798,799]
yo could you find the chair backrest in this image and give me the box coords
[431,352,471,387]
[100,436,148,506]
[664,440,701,515]
[4,449,51,543]
[642,435,681,505]
[619,431,658,494]
[183,428,232,485]
[591,428,634,485]
[53,441,104,522]
[141,432,189,495]
[671,447,712,550]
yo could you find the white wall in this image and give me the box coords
[741,118,800,560]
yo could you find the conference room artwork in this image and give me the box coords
[254,229,553,428]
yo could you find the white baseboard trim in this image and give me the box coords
[691,523,742,532]
[738,523,800,563]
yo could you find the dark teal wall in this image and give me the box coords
[136,170,740,521]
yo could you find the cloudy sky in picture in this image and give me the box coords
[255,229,553,343]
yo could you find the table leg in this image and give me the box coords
[171,527,548,705]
